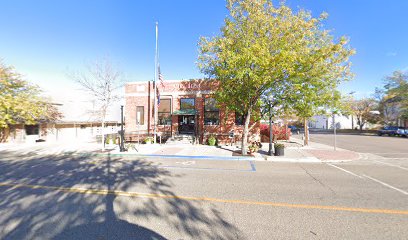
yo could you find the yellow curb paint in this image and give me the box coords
[0,181,407,216]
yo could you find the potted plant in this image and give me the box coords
[274,143,285,156]
[248,141,261,154]
[247,144,258,154]
[208,135,217,146]
[126,143,135,152]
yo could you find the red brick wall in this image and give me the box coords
[125,79,260,144]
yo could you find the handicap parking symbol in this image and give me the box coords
[175,161,196,165]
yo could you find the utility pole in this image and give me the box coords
[120,105,125,152]
[153,22,158,144]
[333,113,337,151]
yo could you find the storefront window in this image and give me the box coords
[158,99,172,125]
[204,98,219,125]
[180,98,195,110]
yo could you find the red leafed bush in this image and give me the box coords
[260,124,291,141]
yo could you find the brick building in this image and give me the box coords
[124,79,260,144]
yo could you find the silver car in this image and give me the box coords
[396,127,407,137]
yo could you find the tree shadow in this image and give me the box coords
[0,149,240,239]
[53,153,168,240]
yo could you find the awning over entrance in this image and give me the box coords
[172,109,198,115]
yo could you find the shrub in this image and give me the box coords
[125,143,136,151]
[143,137,153,144]
[274,143,285,149]
[260,124,291,141]
[207,135,217,146]
[248,141,262,153]
[105,136,111,144]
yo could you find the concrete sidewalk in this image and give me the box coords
[0,138,361,163]
[109,137,361,162]
[110,143,260,160]
[261,137,361,162]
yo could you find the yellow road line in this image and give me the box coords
[0,181,407,216]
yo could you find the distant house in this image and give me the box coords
[309,114,376,130]
[309,115,354,129]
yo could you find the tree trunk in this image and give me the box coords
[357,116,363,131]
[304,118,309,146]
[351,115,354,129]
[102,120,105,151]
[0,128,8,143]
[241,109,251,155]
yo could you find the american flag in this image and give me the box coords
[156,83,160,106]
[158,64,164,87]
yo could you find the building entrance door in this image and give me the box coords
[178,115,195,134]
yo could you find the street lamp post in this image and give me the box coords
[268,96,274,156]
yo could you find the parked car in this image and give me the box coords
[396,127,408,137]
[377,126,405,136]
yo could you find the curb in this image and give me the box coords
[264,156,320,163]
[263,156,353,163]
[323,159,353,163]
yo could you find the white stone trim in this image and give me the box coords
[125,93,149,97]
[126,79,204,85]
[125,90,213,97]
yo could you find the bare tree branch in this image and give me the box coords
[68,57,123,150]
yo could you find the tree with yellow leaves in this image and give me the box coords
[0,61,61,141]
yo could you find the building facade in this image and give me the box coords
[309,114,380,130]
[4,122,119,144]
[3,98,120,144]
[310,115,357,129]
[125,79,260,144]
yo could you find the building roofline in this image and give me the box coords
[54,120,119,124]
[126,79,211,85]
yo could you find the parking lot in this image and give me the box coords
[0,142,407,239]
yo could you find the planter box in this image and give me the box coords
[274,147,284,156]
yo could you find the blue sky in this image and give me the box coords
[1,0,407,99]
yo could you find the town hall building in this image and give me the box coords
[124,79,260,145]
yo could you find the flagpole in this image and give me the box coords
[153,22,158,144]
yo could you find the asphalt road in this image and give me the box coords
[0,145,407,239]
[305,133,408,158]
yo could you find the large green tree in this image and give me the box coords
[284,21,355,144]
[0,61,61,141]
[198,0,354,153]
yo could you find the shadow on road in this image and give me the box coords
[0,150,240,239]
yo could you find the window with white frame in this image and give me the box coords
[158,99,172,125]
[204,98,219,125]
